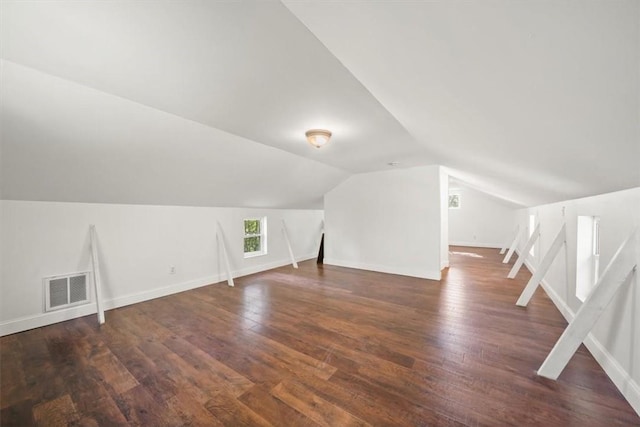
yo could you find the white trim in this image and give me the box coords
[89,225,105,324]
[535,229,637,380]
[243,217,267,258]
[243,250,267,259]
[582,331,640,417]
[538,267,636,379]
[501,225,520,254]
[503,227,523,263]
[324,258,441,281]
[281,219,298,269]
[0,253,316,337]
[516,223,566,307]
[520,254,640,416]
[508,223,540,278]
[0,304,100,337]
[216,221,235,287]
[449,241,503,249]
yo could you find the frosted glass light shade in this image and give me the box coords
[305,129,332,148]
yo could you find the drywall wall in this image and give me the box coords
[324,165,443,280]
[515,187,640,414]
[0,200,323,335]
[448,183,518,248]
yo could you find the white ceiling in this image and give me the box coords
[1,0,638,208]
[1,60,348,208]
[284,0,640,206]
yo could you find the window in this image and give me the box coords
[529,214,536,256]
[593,218,600,286]
[593,218,600,257]
[576,216,600,302]
[244,217,267,258]
[448,193,461,209]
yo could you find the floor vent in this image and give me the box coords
[44,272,91,312]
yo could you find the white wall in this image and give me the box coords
[324,165,443,280]
[515,187,640,414]
[448,183,518,248]
[0,200,323,336]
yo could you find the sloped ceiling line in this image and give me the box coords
[2,0,638,208]
[0,59,349,208]
[284,0,640,207]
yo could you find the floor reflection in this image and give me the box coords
[241,283,270,330]
[449,251,484,258]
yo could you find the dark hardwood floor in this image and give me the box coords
[2,246,639,426]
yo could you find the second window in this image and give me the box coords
[244,217,267,258]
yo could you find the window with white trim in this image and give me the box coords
[529,214,537,257]
[244,217,267,258]
[576,216,600,302]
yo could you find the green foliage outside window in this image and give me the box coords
[448,194,460,209]
[244,219,262,253]
[244,236,261,253]
[244,219,260,235]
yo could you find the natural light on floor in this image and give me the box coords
[449,251,484,258]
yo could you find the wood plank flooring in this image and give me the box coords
[1,246,639,426]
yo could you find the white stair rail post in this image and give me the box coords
[89,225,106,325]
[282,219,298,269]
[507,223,540,278]
[502,227,523,264]
[500,225,519,255]
[216,222,235,287]
[537,230,638,379]
[516,224,566,306]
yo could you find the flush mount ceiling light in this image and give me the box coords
[305,129,332,148]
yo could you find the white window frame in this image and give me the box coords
[243,217,267,258]
[592,217,600,287]
[529,214,537,257]
[576,216,600,302]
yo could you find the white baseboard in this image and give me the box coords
[0,304,101,337]
[582,333,640,417]
[323,258,441,281]
[0,253,316,336]
[449,241,503,249]
[522,257,640,416]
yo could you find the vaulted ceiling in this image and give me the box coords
[2,1,638,208]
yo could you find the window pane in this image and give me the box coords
[576,216,597,301]
[244,219,260,235]
[244,236,261,253]
[448,194,460,208]
[593,219,600,256]
[529,214,536,256]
